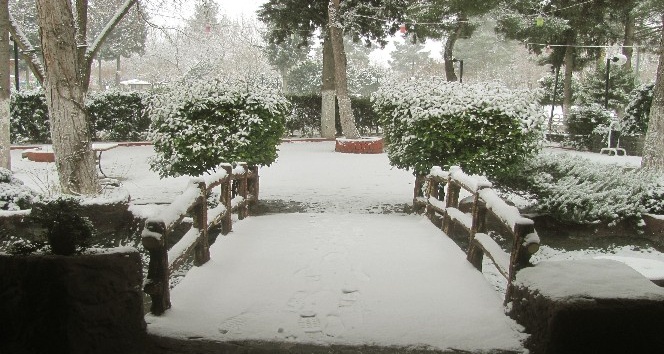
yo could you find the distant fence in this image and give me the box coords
[141,163,258,315]
[414,166,540,303]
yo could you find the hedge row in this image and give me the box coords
[11,90,380,144]
[285,95,380,137]
[10,89,150,144]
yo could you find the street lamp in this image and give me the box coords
[452,58,464,83]
[604,53,627,109]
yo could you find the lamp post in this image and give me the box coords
[604,53,627,109]
[452,58,464,83]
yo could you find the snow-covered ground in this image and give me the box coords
[8,141,664,350]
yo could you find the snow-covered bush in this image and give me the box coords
[622,83,654,136]
[87,90,151,142]
[537,72,580,105]
[0,168,39,211]
[564,104,613,150]
[10,89,50,144]
[577,64,635,112]
[372,78,544,178]
[524,154,661,224]
[148,78,289,177]
[29,197,95,256]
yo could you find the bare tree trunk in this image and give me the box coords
[562,35,575,120]
[98,57,102,90]
[321,34,336,138]
[0,0,10,169]
[37,0,98,194]
[622,10,635,70]
[642,16,664,172]
[115,56,121,86]
[443,16,465,82]
[328,0,359,139]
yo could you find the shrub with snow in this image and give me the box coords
[0,168,39,211]
[521,154,662,224]
[372,78,544,178]
[622,83,654,136]
[564,104,614,150]
[10,89,50,144]
[148,78,289,177]
[87,90,151,141]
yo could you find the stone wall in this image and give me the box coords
[509,259,664,354]
[0,249,146,354]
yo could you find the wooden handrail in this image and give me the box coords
[416,166,540,304]
[142,163,259,315]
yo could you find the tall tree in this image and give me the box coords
[259,0,407,139]
[405,0,500,81]
[496,0,632,118]
[0,0,10,169]
[89,0,147,88]
[642,6,664,171]
[12,0,139,194]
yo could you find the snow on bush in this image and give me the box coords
[148,78,289,177]
[622,83,654,136]
[0,168,39,211]
[86,90,151,142]
[372,78,544,178]
[525,154,662,224]
[564,104,614,150]
[10,89,50,144]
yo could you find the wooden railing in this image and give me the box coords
[414,166,540,303]
[141,163,259,315]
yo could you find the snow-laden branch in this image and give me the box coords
[7,13,44,84]
[85,0,137,64]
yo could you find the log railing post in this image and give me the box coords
[413,173,426,212]
[506,221,538,303]
[192,180,210,266]
[142,221,170,315]
[238,163,249,220]
[442,179,461,234]
[248,165,259,206]
[220,165,233,235]
[467,240,484,271]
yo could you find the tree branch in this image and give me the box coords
[7,13,44,84]
[85,0,137,66]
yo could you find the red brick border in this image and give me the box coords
[335,137,384,154]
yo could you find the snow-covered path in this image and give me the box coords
[147,213,526,352]
[146,141,526,352]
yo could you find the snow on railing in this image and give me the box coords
[416,165,540,305]
[141,163,259,315]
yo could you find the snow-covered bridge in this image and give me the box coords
[143,141,528,353]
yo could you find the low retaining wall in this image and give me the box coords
[509,259,664,354]
[335,137,384,154]
[0,248,146,354]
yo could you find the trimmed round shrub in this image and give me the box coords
[622,83,654,136]
[87,90,151,141]
[10,89,50,144]
[148,78,289,177]
[372,79,544,178]
[565,104,614,150]
[0,168,39,211]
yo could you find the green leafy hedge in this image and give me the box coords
[148,78,289,177]
[10,89,50,144]
[10,89,151,144]
[372,79,544,178]
[285,95,380,137]
[86,90,150,141]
